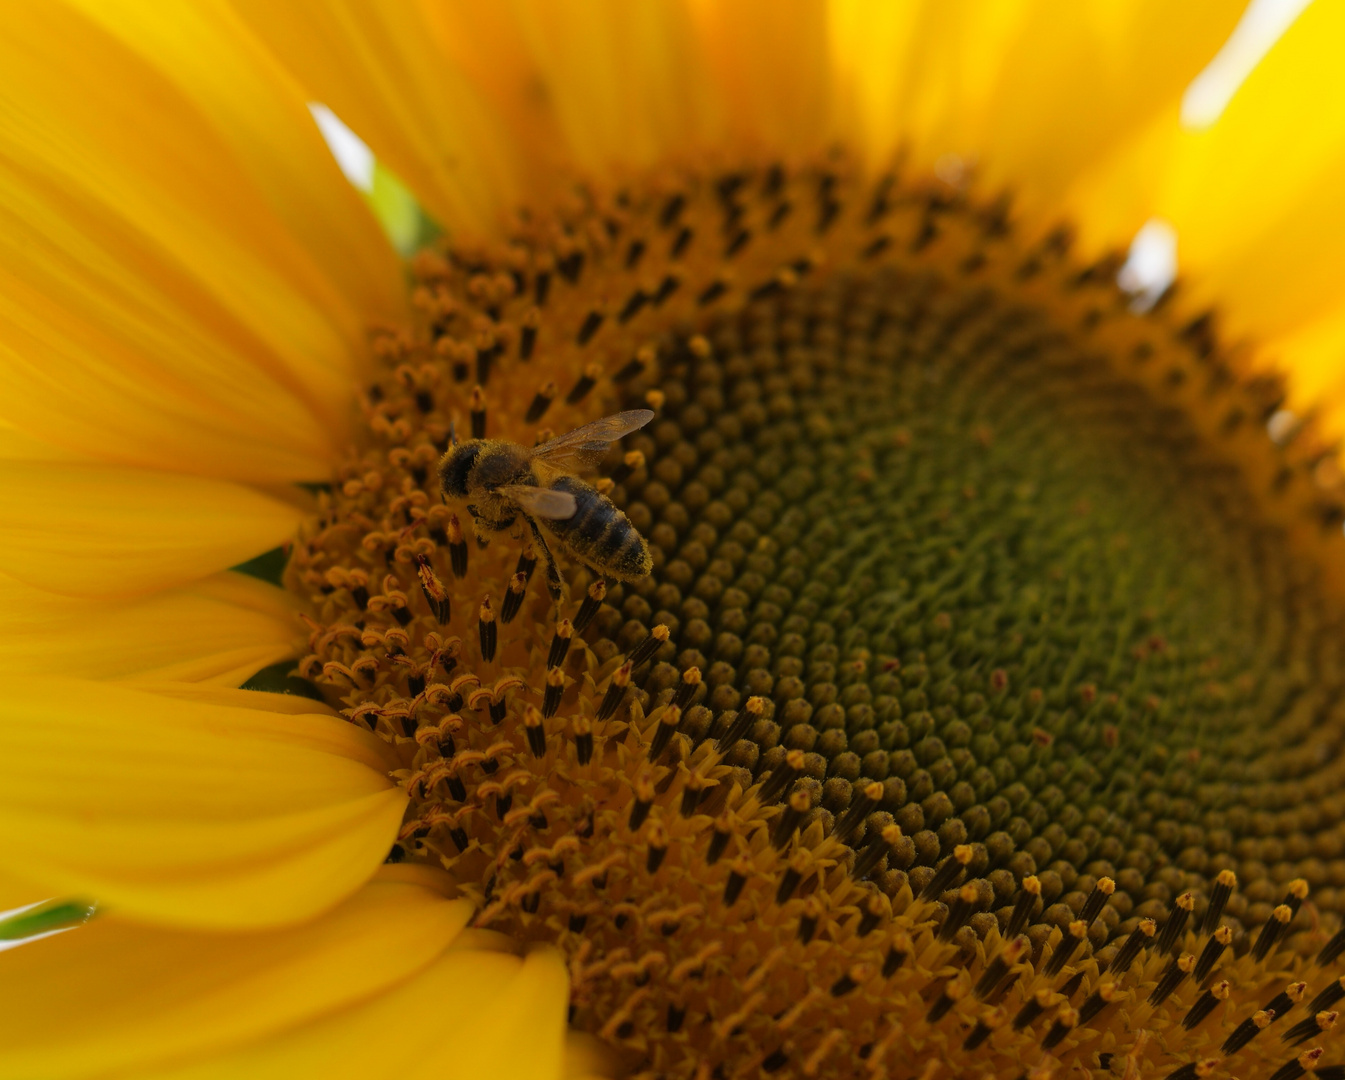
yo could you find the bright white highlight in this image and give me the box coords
[308,103,375,192]
[1181,0,1314,129]
[1117,219,1178,312]
[1267,408,1299,444]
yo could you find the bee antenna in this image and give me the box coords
[448,420,459,446]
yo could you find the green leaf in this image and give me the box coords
[240,659,325,702]
[230,544,289,587]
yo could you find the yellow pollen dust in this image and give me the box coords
[285,155,1345,1079]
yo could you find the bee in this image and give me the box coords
[437,409,655,599]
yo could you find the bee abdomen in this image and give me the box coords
[549,477,652,580]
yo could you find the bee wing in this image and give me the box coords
[498,484,578,521]
[531,409,655,470]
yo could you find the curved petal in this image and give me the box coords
[231,0,536,234]
[139,945,570,1080]
[0,680,405,929]
[0,571,300,684]
[0,871,469,1080]
[67,0,406,333]
[1149,0,1345,355]
[0,462,300,599]
[831,0,1243,236]
[0,2,384,481]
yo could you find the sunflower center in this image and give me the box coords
[286,160,1345,1078]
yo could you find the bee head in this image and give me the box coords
[437,440,482,500]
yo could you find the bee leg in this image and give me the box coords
[525,516,564,602]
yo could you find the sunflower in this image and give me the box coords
[4,1,1345,1077]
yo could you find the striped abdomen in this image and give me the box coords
[545,476,652,581]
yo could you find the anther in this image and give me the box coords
[834,780,884,846]
[830,963,869,998]
[776,850,809,904]
[572,716,593,765]
[628,776,655,830]
[852,822,903,882]
[413,555,450,624]
[1109,918,1156,977]
[758,748,806,805]
[855,894,885,937]
[1041,1006,1078,1051]
[1283,1010,1338,1048]
[975,937,1028,1000]
[1077,982,1116,1027]
[645,822,668,874]
[469,385,486,438]
[1044,919,1090,977]
[626,623,669,668]
[1013,988,1055,1031]
[501,571,528,624]
[773,787,814,851]
[697,279,727,306]
[1201,869,1237,934]
[724,861,749,907]
[1282,878,1311,917]
[647,706,682,761]
[718,696,766,753]
[1148,952,1196,1007]
[671,666,702,711]
[926,979,966,1023]
[542,666,565,720]
[962,1009,1005,1051]
[1317,927,1345,966]
[547,619,573,669]
[725,228,751,258]
[665,1003,685,1033]
[446,515,468,578]
[1006,875,1042,938]
[565,362,602,405]
[797,897,821,944]
[1307,975,1345,1015]
[523,705,546,758]
[883,938,910,978]
[609,450,645,485]
[1253,903,1295,962]
[706,816,732,867]
[597,662,632,722]
[613,344,655,383]
[1155,891,1195,955]
[936,881,981,942]
[651,274,679,305]
[1181,980,1230,1032]
[1268,1048,1324,1080]
[680,773,705,817]
[919,844,973,901]
[1163,1062,1220,1080]
[1222,1008,1277,1054]
[519,308,539,359]
[524,382,557,423]
[1193,924,1233,983]
[1079,876,1115,927]
[576,310,604,346]
[571,579,606,634]
[477,597,497,662]
[659,192,685,227]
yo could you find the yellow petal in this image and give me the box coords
[500,0,722,172]
[831,0,1243,243]
[232,0,535,234]
[0,2,380,481]
[139,944,570,1080]
[1150,0,1345,348]
[67,0,406,333]
[0,462,300,599]
[0,872,469,1080]
[136,681,338,716]
[0,680,405,929]
[690,0,834,155]
[0,571,300,685]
